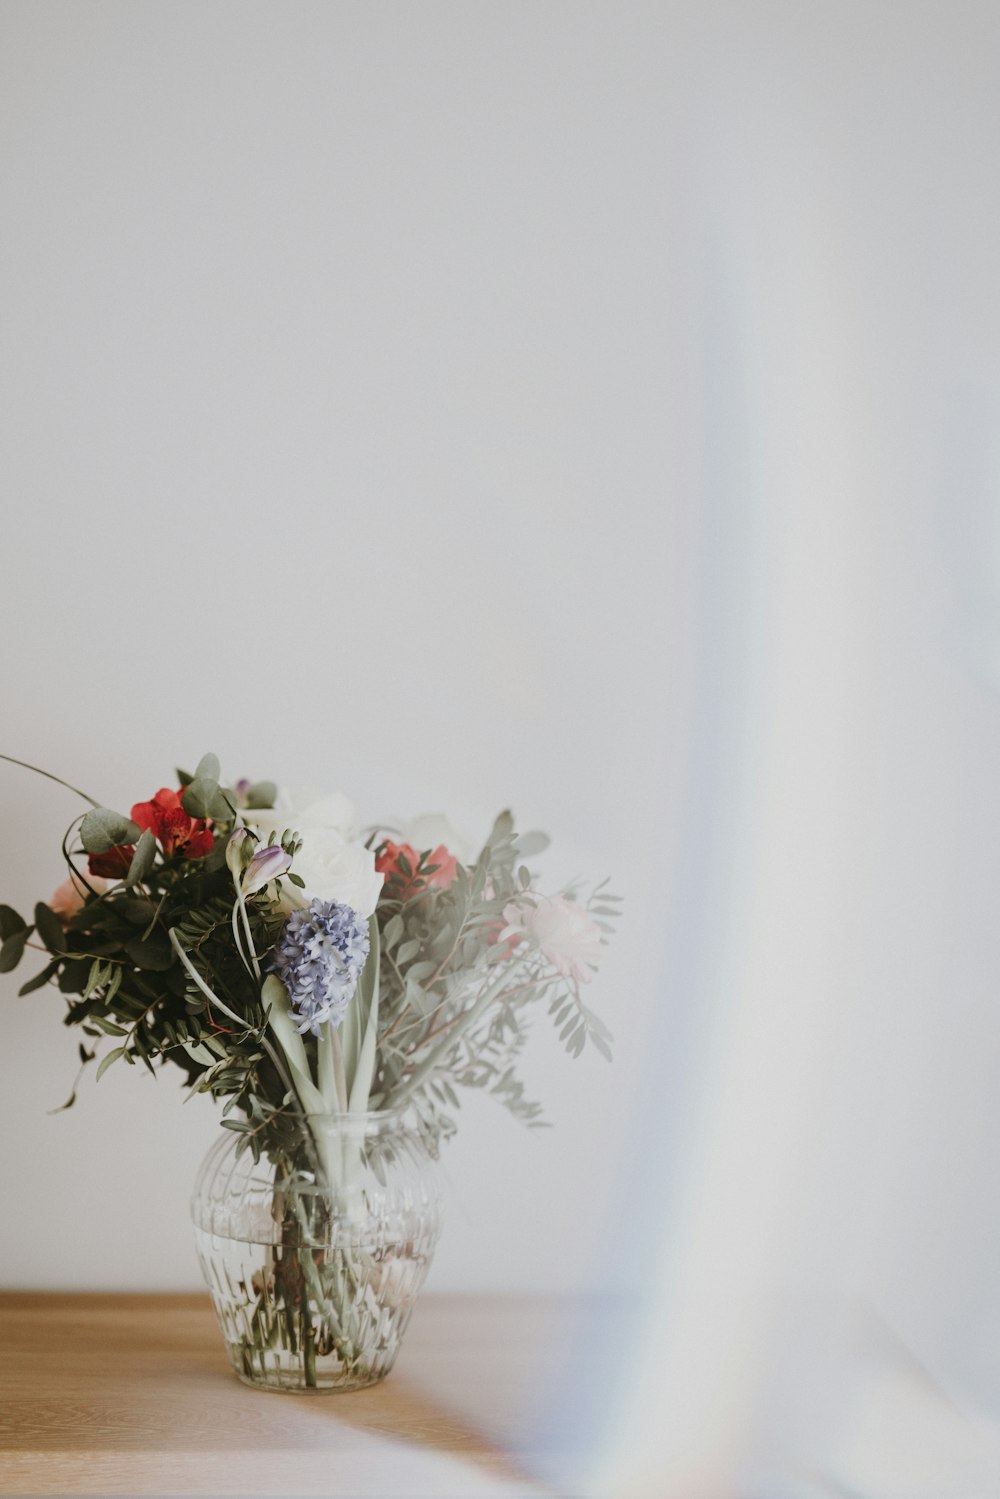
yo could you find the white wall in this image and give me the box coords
[0,1,681,1295]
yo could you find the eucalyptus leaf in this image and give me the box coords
[58,958,95,993]
[125,829,157,888]
[80,807,141,855]
[115,896,158,927]
[0,927,31,973]
[123,929,174,971]
[246,781,277,809]
[181,778,214,819]
[34,902,67,954]
[195,752,220,781]
[182,777,234,821]
[213,785,238,818]
[0,905,27,941]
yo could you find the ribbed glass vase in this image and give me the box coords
[191,1110,443,1392]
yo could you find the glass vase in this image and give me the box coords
[191,1109,443,1393]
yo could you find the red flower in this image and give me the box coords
[88,845,135,879]
[130,787,214,859]
[375,840,459,899]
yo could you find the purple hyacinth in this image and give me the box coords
[270,898,370,1036]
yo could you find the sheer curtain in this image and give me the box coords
[566,7,1000,1494]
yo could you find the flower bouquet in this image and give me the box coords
[0,753,617,1391]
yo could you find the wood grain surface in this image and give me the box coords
[0,1293,585,1497]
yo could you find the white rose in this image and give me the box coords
[253,787,356,835]
[241,811,383,918]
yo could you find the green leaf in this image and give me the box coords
[182,776,233,821]
[201,839,229,874]
[90,1015,127,1036]
[195,752,221,782]
[58,958,95,993]
[245,781,277,809]
[179,751,235,824]
[175,767,194,787]
[125,829,157,888]
[515,830,550,860]
[34,902,67,954]
[82,958,105,999]
[0,927,31,973]
[181,778,212,818]
[181,1040,220,1067]
[118,896,158,927]
[286,871,305,888]
[123,929,174,971]
[383,913,404,950]
[80,808,141,855]
[18,961,59,996]
[96,1047,125,1082]
[0,905,27,941]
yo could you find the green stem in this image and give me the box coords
[300,1279,317,1389]
[391,959,526,1108]
[0,753,98,807]
[168,930,298,1104]
[331,1029,349,1113]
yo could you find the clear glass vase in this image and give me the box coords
[191,1110,443,1392]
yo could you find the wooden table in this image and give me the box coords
[0,1293,587,1497]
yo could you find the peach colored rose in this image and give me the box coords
[50,871,108,922]
[499,895,602,982]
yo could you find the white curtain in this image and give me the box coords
[572,6,1000,1494]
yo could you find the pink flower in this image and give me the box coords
[50,871,108,922]
[226,830,293,895]
[499,895,603,982]
[244,844,292,895]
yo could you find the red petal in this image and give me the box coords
[88,846,135,878]
[130,800,159,835]
[183,824,214,859]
